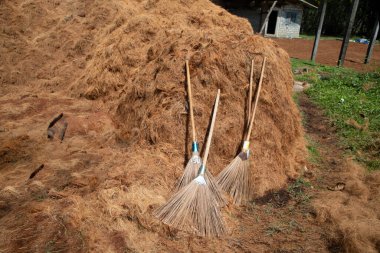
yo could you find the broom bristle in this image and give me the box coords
[204,170,226,207]
[155,176,227,237]
[176,153,202,190]
[216,152,251,205]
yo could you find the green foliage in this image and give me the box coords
[292,59,380,170]
[265,220,305,236]
[306,136,321,164]
[288,177,312,203]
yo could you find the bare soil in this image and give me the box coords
[298,93,380,253]
[273,38,380,72]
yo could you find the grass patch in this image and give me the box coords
[265,220,305,236]
[265,223,285,236]
[292,59,380,171]
[306,136,321,164]
[299,34,374,42]
[288,177,312,204]
[299,34,343,40]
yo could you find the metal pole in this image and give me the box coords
[260,1,278,35]
[364,16,379,64]
[311,0,327,62]
[338,0,360,67]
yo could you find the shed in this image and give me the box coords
[216,0,317,38]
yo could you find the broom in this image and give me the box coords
[216,57,267,205]
[155,89,226,237]
[176,60,225,206]
[176,60,202,190]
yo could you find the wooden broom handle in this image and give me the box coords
[246,57,266,141]
[202,89,220,166]
[246,59,254,140]
[186,60,197,142]
[248,59,254,124]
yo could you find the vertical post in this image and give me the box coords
[338,0,360,67]
[311,0,327,62]
[260,1,278,35]
[364,16,379,64]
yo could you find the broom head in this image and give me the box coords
[155,175,227,237]
[216,149,251,205]
[204,169,226,207]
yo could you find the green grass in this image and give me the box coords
[299,34,377,43]
[306,136,321,165]
[299,34,343,40]
[265,223,285,236]
[293,87,321,165]
[292,59,380,170]
[288,177,312,204]
[265,220,305,236]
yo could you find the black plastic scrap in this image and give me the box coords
[48,113,63,129]
[29,164,44,179]
[60,122,68,142]
[47,113,67,140]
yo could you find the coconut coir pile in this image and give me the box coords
[72,0,306,196]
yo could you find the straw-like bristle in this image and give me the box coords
[155,177,227,237]
[176,153,202,190]
[204,170,226,207]
[216,152,251,205]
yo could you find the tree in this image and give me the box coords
[301,0,380,38]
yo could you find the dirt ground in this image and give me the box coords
[1,90,379,252]
[0,92,324,253]
[273,38,380,72]
[297,93,380,253]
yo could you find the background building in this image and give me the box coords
[216,0,317,38]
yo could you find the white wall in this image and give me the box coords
[273,5,303,38]
[227,4,303,38]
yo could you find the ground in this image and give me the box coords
[1,83,378,252]
[0,90,330,253]
[273,38,380,72]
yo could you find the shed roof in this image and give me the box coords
[218,0,318,9]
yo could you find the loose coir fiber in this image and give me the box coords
[72,0,307,197]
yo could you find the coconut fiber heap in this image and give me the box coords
[73,0,306,196]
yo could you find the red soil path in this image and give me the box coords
[273,38,380,72]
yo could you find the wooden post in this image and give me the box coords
[364,16,379,64]
[338,0,360,67]
[260,1,278,35]
[311,0,327,62]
